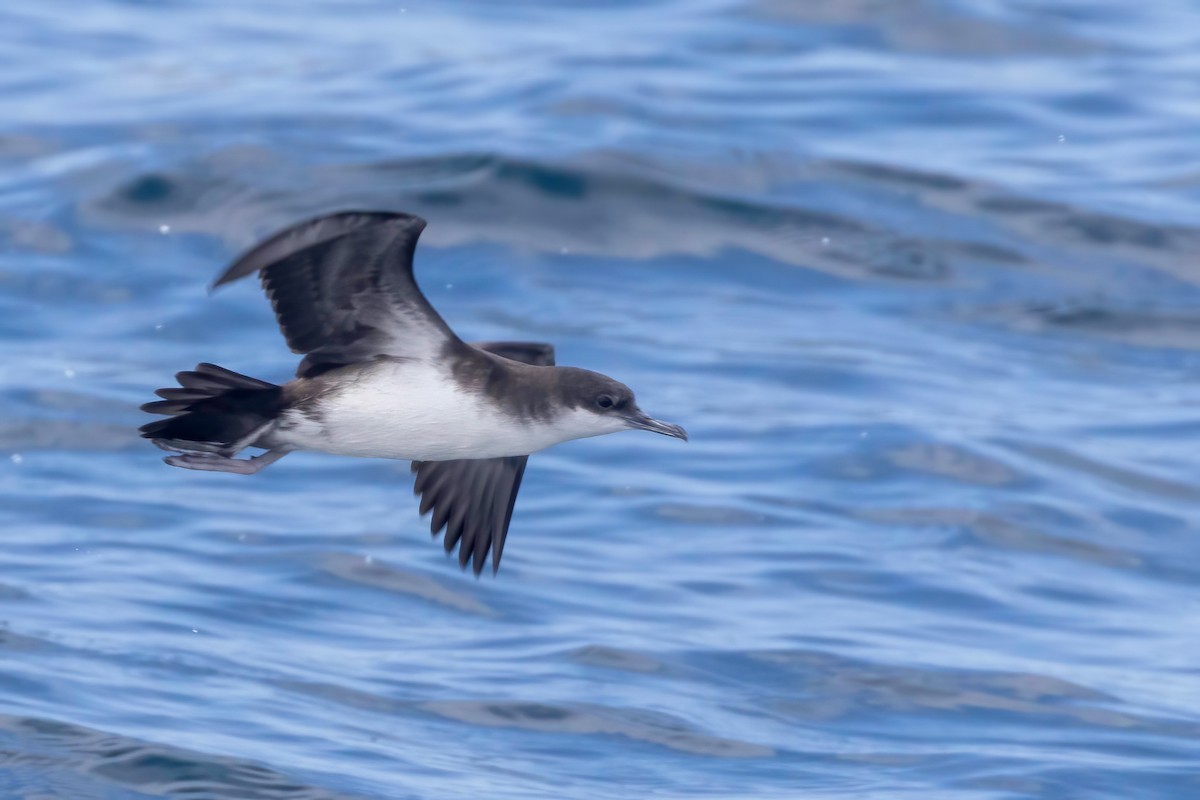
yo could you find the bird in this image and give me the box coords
[140,211,687,575]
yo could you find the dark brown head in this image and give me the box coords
[553,367,688,442]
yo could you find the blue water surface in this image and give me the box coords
[2,1,1199,798]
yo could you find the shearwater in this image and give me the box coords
[140,211,687,575]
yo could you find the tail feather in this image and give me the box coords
[141,399,195,416]
[154,386,220,403]
[174,362,277,392]
[140,363,283,455]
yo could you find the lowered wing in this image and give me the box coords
[410,341,556,575]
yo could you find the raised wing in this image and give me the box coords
[410,341,556,575]
[214,211,460,378]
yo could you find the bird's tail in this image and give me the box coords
[139,363,284,455]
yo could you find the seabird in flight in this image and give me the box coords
[139,211,687,575]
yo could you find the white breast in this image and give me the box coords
[274,360,577,461]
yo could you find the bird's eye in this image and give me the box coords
[596,394,615,409]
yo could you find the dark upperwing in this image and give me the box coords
[214,211,461,378]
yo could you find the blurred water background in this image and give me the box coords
[1,1,1199,798]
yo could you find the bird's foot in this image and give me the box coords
[163,449,289,475]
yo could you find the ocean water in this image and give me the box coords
[1,1,1199,798]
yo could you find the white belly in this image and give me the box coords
[274,360,565,461]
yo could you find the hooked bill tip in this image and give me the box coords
[627,412,688,441]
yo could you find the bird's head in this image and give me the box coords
[554,367,688,443]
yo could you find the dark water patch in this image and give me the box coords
[812,438,1026,489]
[1003,440,1200,504]
[78,152,1072,291]
[816,159,1200,288]
[76,147,1200,330]
[0,217,72,253]
[653,503,774,526]
[278,677,776,759]
[317,552,493,616]
[940,238,1029,266]
[826,159,972,194]
[423,700,775,759]
[1056,213,1177,250]
[977,197,1200,281]
[1014,300,1200,350]
[974,195,1064,216]
[736,649,1200,738]
[746,0,1101,56]
[118,174,176,205]
[822,235,951,281]
[0,714,364,799]
[858,506,1143,570]
[274,680,411,717]
[0,418,137,452]
[0,132,56,160]
[0,582,31,601]
[0,628,66,655]
[885,443,1022,487]
[567,645,666,675]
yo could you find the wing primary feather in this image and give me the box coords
[404,339,554,575]
[430,489,454,537]
[445,491,470,560]
[210,211,459,378]
[213,212,418,288]
[469,464,502,576]
[492,456,529,573]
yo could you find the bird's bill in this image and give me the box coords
[624,410,688,441]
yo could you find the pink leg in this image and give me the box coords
[164,449,290,475]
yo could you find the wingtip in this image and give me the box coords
[454,553,486,578]
[210,262,249,291]
[210,260,246,291]
[210,210,426,291]
[452,548,499,578]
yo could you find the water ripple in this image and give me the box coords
[2,0,1199,798]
